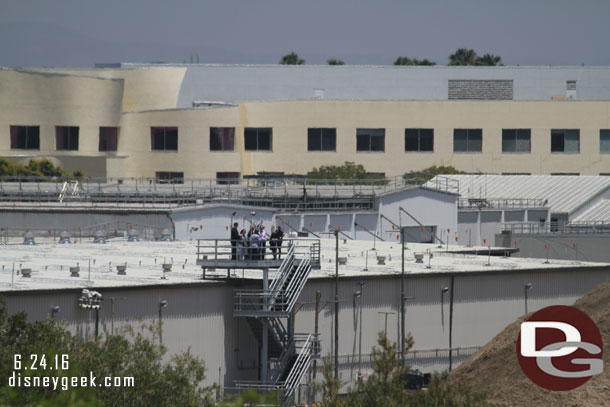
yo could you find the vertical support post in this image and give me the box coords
[334,230,339,379]
[400,227,405,365]
[262,267,269,382]
[448,275,455,372]
[313,291,321,379]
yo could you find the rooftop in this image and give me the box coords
[0,238,606,293]
[431,175,610,216]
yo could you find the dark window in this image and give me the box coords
[244,128,272,151]
[405,129,433,152]
[210,127,235,151]
[55,126,79,151]
[551,173,579,176]
[502,129,531,153]
[307,128,336,151]
[453,129,482,152]
[99,127,118,151]
[10,126,40,150]
[551,129,579,153]
[356,129,385,152]
[151,127,178,151]
[217,172,240,185]
[600,130,610,154]
[155,171,184,184]
[502,172,531,175]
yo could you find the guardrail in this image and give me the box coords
[502,221,610,235]
[459,198,547,209]
[0,174,459,208]
[196,238,320,268]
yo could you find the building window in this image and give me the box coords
[601,130,610,154]
[244,128,272,151]
[453,129,482,153]
[55,126,79,151]
[99,127,118,151]
[502,173,531,175]
[356,129,385,152]
[308,128,336,151]
[155,171,184,183]
[502,129,531,153]
[551,173,579,176]
[217,172,240,185]
[551,129,579,153]
[210,127,235,151]
[10,126,39,150]
[404,129,433,152]
[151,127,178,151]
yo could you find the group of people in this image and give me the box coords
[230,222,285,261]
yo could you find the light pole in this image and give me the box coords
[524,283,532,314]
[441,287,449,327]
[51,305,60,320]
[159,300,168,345]
[334,229,339,379]
[377,311,395,335]
[355,282,364,384]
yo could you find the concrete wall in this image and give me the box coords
[3,67,610,179]
[495,233,610,262]
[0,210,171,234]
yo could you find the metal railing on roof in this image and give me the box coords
[0,174,459,210]
[502,221,610,235]
[458,197,547,209]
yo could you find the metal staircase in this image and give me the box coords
[234,243,320,405]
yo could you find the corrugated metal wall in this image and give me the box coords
[4,266,610,390]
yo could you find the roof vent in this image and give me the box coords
[21,268,32,278]
[414,253,424,263]
[70,266,80,277]
[93,230,106,244]
[160,229,172,242]
[116,264,127,275]
[23,231,35,245]
[376,255,386,265]
[59,231,72,244]
[128,229,139,242]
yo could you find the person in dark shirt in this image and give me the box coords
[230,222,239,260]
[270,226,285,259]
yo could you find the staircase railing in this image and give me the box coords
[282,254,312,313]
[269,244,296,293]
[281,334,319,403]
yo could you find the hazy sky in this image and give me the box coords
[1,0,609,68]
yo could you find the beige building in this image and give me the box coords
[1,64,609,179]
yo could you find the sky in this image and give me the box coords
[1,0,609,68]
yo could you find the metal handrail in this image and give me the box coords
[269,244,295,293]
[459,197,547,209]
[502,221,610,235]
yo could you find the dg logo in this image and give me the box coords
[517,305,604,391]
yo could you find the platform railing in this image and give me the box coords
[196,238,320,268]
[459,197,547,209]
[502,221,610,235]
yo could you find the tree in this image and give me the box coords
[279,52,305,65]
[0,157,83,179]
[476,53,502,66]
[327,59,345,65]
[394,56,436,66]
[0,301,214,407]
[315,356,344,407]
[346,331,413,407]
[309,162,383,184]
[448,48,478,66]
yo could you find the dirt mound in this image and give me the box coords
[452,280,610,407]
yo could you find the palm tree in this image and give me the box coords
[327,59,345,65]
[476,53,503,66]
[279,52,305,65]
[448,48,478,66]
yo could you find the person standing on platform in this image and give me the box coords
[260,225,269,259]
[270,226,285,260]
[230,222,239,260]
